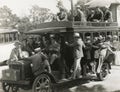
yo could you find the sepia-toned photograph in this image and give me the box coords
[0,0,120,92]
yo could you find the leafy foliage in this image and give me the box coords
[0,5,19,28]
[29,5,53,23]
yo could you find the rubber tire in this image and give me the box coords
[97,63,109,81]
[11,86,19,92]
[32,74,54,92]
[2,82,11,92]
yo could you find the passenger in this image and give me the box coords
[8,41,23,64]
[74,5,86,22]
[112,35,119,51]
[23,47,51,75]
[91,37,100,73]
[21,39,29,58]
[92,36,103,72]
[93,7,104,22]
[104,36,114,62]
[84,36,93,74]
[26,37,35,56]
[96,35,114,73]
[32,37,39,49]
[66,33,85,79]
[112,35,120,65]
[103,7,113,22]
[57,7,68,21]
[48,34,60,65]
[52,14,57,21]
[87,10,95,22]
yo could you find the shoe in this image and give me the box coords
[68,77,73,80]
[108,71,111,74]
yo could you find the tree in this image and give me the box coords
[0,5,19,28]
[29,5,53,23]
[17,16,32,32]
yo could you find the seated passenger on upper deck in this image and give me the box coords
[87,9,95,22]
[92,7,104,22]
[56,7,68,21]
[103,7,113,22]
[74,5,86,22]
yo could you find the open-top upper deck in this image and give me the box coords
[26,21,119,34]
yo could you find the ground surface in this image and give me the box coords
[0,43,120,92]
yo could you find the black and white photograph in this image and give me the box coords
[0,0,120,92]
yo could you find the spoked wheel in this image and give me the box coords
[97,63,109,81]
[32,74,53,92]
[2,82,10,92]
[11,86,19,92]
[2,83,19,92]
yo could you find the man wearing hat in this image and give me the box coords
[84,36,93,74]
[103,7,113,22]
[66,33,85,79]
[74,5,86,22]
[8,41,23,64]
[48,34,60,65]
[26,37,35,56]
[57,7,68,21]
[73,33,85,79]
[112,35,120,65]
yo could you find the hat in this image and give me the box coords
[76,5,81,9]
[14,41,21,46]
[113,35,118,38]
[74,33,80,37]
[113,35,118,40]
[86,36,91,39]
[50,34,55,38]
[107,35,112,38]
[98,35,103,40]
[28,36,33,39]
[34,47,41,53]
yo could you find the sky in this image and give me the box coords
[0,0,78,17]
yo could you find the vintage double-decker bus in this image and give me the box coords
[0,20,119,92]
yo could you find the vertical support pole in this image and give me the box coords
[117,31,119,41]
[83,32,85,42]
[70,0,74,23]
[91,32,93,42]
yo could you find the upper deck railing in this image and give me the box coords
[73,21,118,27]
[32,21,118,29]
[27,21,119,34]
